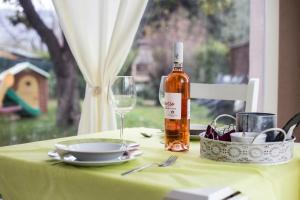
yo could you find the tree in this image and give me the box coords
[14,0,81,128]
[194,39,230,83]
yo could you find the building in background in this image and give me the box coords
[131,38,154,84]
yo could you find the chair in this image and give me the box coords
[190,78,259,112]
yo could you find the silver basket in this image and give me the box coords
[200,134,295,165]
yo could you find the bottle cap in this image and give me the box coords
[174,42,183,64]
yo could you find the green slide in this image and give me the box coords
[4,89,41,117]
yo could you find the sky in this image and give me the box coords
[0,0,60,56]
[0,0,54,10]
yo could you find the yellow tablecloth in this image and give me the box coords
[0,128,299,200]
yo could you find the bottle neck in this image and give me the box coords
[173,62,183,71]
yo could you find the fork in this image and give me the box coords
[121,155,178,176]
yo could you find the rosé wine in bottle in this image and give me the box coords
[164,42,190,152]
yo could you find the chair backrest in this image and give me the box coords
[190,78,259,112]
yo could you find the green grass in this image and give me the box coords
[125,105,165,128]
[0,101,76,146]
[0,100,211,146]
[124,101,211,129]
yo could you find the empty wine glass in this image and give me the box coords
[159,76,167,108]
[110,76,136,147]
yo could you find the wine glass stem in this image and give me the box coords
[120,113,125,147]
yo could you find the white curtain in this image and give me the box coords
[53,0,148,134]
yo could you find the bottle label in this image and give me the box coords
[164,93,181,119]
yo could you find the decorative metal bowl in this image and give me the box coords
[200,134,295,165]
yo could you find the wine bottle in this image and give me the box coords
[164,42,190,152]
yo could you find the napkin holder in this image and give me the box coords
[200,133,295,165]
[200,114,295,165]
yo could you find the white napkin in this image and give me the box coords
[164,187,248,200]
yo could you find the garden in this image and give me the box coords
[0,99,211,147]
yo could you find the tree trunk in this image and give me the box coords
[55,51,81,127]
[19,0,81,128]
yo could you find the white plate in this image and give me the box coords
[49,151,142,167]
[55,138,139,161]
